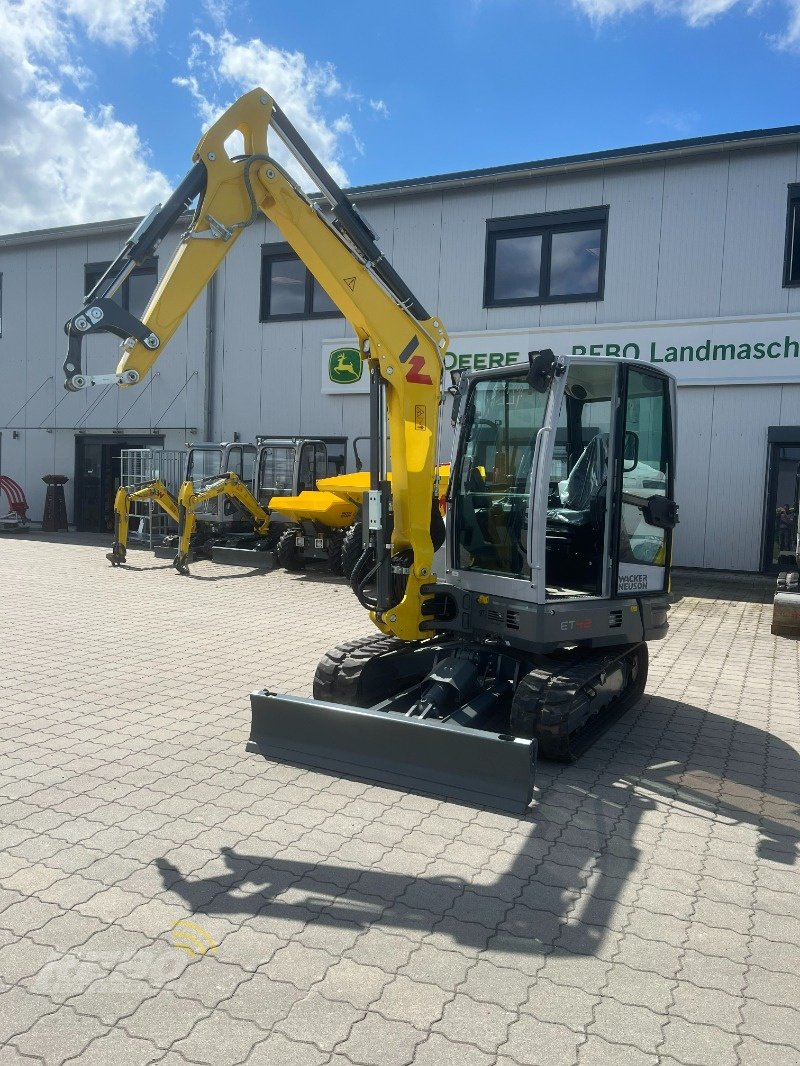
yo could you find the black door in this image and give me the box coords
[762,440,800,573]
[74,435,164,532]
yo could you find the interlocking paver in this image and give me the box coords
[274,990,365,1051]
[0,543,797,1066]
[12,1003,105,1065]
[337,1011,427,1066]
[659,1016,740,1066]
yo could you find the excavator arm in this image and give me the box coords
[63,89,448,639]
[108,481,179,566]
[174,472,271,575]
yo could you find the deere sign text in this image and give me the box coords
[322,313,800,393]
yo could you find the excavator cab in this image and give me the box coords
[185,442,258,526]
[251,353,678,812]
[255,438,328,503]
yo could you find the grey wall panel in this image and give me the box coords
[778,384,800,426]
[672,386,713,567]
[0,246,30,431]
[656,157,729,321]
[599,165,664,324]
[539,299,598,329]
[24,245,60,431]
[437,188,493,332]
[544,172,605,214]
[298,316,349,437]
[719,148,799,317]
[259,320,302,438]
[213,233,262,443]
[389,192,443,314]
[489,177,548,220]
[703,385,773,571]
[485,303,541,331]
[340,394,370,466]
[359,200,396,259]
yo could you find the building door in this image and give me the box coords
[762,434,800,573]
[74,434,164,532]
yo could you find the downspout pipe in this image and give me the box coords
[203,275,215,441]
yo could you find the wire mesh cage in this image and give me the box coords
[119,448,186,547]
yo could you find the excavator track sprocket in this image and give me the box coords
[510,642,648,761]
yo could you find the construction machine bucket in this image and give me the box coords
[248,691,536,813]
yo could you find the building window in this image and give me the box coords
[484,207,608,307]
[784,185,800,287]
[84,258,158,319]
[260,243,339,321]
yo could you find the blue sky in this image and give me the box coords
[1,0,799,233]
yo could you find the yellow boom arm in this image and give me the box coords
[63,89,448,639]
[108,481,179,566]
[174,472,271,575]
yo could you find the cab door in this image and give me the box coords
[613,366,677,596]
[296,442,328,492]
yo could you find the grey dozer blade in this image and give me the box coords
[248,690,536,814]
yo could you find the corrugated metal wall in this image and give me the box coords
[2,140,799,563]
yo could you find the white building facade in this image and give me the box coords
[2,125,800,571]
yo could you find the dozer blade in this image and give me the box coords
[248,691,536,814]
[210,545,276,569]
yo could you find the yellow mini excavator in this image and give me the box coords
[107,479,179,566]
[63,89,679,812]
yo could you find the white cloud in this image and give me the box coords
[63,0,165,49]
[0,0,170,234]
[571,0,800,48]
[646,107,701,134]
[174,30,368,188]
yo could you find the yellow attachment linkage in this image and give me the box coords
[173,472,271,575]
[107,481,179,566]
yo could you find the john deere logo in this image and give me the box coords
[329,347,362,384]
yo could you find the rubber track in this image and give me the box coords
[511,643,647,761]
[313,633,407,706]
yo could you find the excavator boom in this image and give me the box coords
[63,89,447,642]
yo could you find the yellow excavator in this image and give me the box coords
[63,89,678,812]
[107,479,179,566]
[173,469,271,575]
[108,440,259,566]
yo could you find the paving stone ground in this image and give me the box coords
[0,533,798,1066]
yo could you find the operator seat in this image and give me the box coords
[546,433,609,594]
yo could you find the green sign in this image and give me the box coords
[328,347,363,384]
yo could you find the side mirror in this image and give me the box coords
[623,431,639,472]
[527,349,559,393]
[643,495,679,530]
[449,369,465,426]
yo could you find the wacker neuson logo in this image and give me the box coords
[328,347,362,384]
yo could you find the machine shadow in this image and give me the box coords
[670,571,775,606]
[157,695,799,959]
